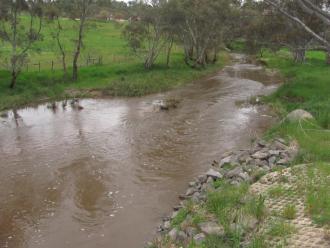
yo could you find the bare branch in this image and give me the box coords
[264,0,330,47]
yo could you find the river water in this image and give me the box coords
[0,55,281,248]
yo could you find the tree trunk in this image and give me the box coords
[10,70,18,89]
[144,50,156,70]
[293,48,306,63]
[212,48,218,64]
[72,17,86,81]
[62,54,67,77]
[166,38,174,68]
[56,19,67,78]
[326,49,330,65]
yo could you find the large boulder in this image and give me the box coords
[286,109,314,122]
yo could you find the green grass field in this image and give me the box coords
[263,50,330,162]
[0,18,229,111]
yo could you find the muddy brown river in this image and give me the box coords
[0,55,281,248]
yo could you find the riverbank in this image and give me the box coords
[149,140,330,247]
[0,53,229,112]
[148,50,330,247]
[263,50,330,162]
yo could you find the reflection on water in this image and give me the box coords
[0,55,281,248]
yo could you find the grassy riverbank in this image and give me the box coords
[0,54,228,111]
[0,18,229,111]
[263,50,330,162]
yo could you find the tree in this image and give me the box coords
[123,1,167,69]
[168,0,235,68]
[0,0,43,88]
[242,0,322,63]
[44,1,68,77]
[264,0,330,64]
[69,0,94,81]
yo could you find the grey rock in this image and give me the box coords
[201,183,214,192]
[206,177,214,184]
[171,211,178,219]
[168,228,178,241]
[255,159,269,167]
[274,140,289,150]
[186,227,198,237]
[219,156,232,167]
[193,233,206,244]
[198,222,224,236]
[268,156,277,165]
[206,169,223,179]
[177,231,187,242]
[189,181,196,187]
[269,150,280,156]
[258,140,267,147]
[226,167,243,178]
[238,172,251,182]
[276,138,287,145]
[198,194,207,202]
[198,175,208,184]
[252,151,269,160]
[277,158,289,165]
[163,221,171,230]
[186,187,196,196]
[192,192,201,203]
[241,216,258,230]
[230,180,240,186]
[286,109,314,122]
[173,205,182,211]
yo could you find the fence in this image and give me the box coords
[0,54,133,73]
[24,55,104,73]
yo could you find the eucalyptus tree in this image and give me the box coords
[242,0,322,63]
[168,0,235,68]
[68,0,94,81]
[44,0,68,77]
[264,0,330,64]
[0,0,44,88]
[123,0,168,69]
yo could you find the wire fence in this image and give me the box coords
[0,54,134,73]
[0,45,182,72]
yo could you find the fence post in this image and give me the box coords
[51,61,54,72]
[26,63,29,72]
[38,62,41,72]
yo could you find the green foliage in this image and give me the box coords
[206,183,249,227]
[247,195,266,221]
[282,204,297,220]
[264,50,330,162]
[247,235,267,248]
[213,179,225,189]
[201,235,233,248]
[171,208,189,228]
[0,18,229,111]
[268,186,286,198]
[305,163,330,226]
[267,220,296,237]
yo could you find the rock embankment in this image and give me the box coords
[152,138,298,246]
